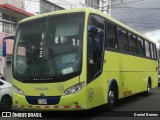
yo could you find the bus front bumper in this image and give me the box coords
[12,90,87,111]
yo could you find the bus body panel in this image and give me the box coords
[103,51,158,99]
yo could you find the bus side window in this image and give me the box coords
[145,41,150,58]
[150,43,154,59]
[129,33,137,54]
[152,44,155,60]
[153,44,157,60]
[155,44,158,60]
[117,28,128,52]
[106,22,118,49]
[137,37,145,56]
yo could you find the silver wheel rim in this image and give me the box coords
[109,91,114,104]
[147,84,151,93]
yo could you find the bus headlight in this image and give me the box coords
[63,82,85,95]
[13,85,25,96]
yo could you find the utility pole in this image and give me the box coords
[101,0,105,12]
[108,0,111,15]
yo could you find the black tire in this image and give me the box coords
[107,87,115,111]
[0,96,12,112]
[144,82,151,96]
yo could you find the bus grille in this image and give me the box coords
[25,96,61,105]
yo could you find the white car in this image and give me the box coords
[0,79,12,111]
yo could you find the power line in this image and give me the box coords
[111,0,145,7]
[112,7,160,10]
[25,0,32,9]
[111,0,160,32]
[121,15,160,23]
[122,0,160,6]
[122,0,138,26]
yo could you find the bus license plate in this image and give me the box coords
[38,99,47,104]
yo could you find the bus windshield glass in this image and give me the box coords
[13,13,84,82]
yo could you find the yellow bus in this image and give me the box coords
[12,8,158,110]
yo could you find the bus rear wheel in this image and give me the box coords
[144,81,151,96]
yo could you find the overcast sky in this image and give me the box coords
[111,0,160,44]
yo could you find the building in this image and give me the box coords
[25,0,111,15]
[85,0,100,9]
[0,3,33,56]
[0,1,33,80]
[25,0,64,14]
[0,0,25,10]
[40,0,64,14]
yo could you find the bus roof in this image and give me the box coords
[20,8,154,43]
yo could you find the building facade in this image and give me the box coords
[0,0,25,10]
[25,0,64,14]
[85,0,100,9]
[0,2,33,56]
[25,0,111,15]
[0,1,33,79]
[40,0,64,14]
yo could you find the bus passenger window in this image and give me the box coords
[137,37,145,56]
[145,41,150,58]
[150,43,154,59]
[117,28,128,51]
[153,44,157,60]
[106,23,117,49]
[129,33,137,54]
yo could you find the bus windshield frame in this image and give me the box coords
[12,13,84,83]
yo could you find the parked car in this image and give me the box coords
[0,79,12,111]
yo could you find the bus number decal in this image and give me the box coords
[57,84,64,92]
[88,88,93,102]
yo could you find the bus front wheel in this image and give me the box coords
[107,87,115,110]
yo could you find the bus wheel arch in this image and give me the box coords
[107,79,119,110]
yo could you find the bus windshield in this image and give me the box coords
[13,13,84,82]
